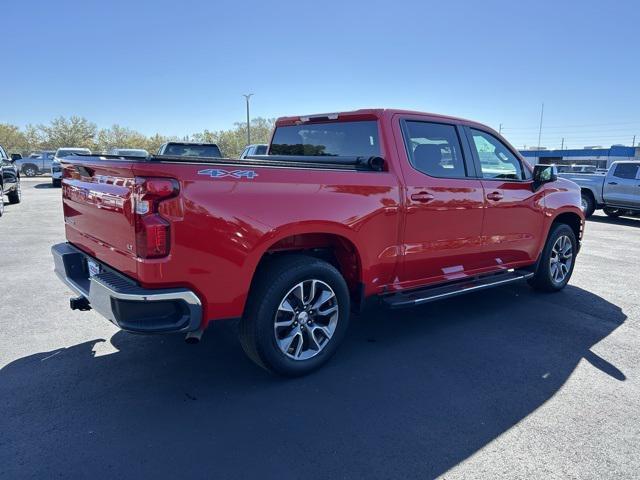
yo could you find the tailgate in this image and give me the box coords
[61,158,138,277]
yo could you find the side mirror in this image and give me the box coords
[10,153,22,161]
[533,164,558,191]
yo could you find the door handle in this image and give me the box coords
[608,182,618,185]
[486,191,503,201]
[410,192,434,203]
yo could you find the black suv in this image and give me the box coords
[0,145,22,217]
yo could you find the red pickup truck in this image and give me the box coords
[52,109,584,376]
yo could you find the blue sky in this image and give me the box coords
[2,0,639,149]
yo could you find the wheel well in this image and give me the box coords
[254,233,362,299]
[580,188,595,202]
[552,212,582,241]
[22,163,38,171]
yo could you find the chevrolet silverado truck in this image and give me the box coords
[559,161,640,217]
[51,109,584,376]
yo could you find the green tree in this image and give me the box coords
[0,123,30,153]
[38,116,97,150]
[191,117,274,158]
[95,124,151,152]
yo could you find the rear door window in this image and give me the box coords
[270,121,380,157]
[402,121,467,178]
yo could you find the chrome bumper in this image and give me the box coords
[51,242,202,333]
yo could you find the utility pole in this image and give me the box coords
[537,102,544,150]
[633,135,636,147]
[243,93,253,145]
[498,123,502,135]
[561,137,564,150]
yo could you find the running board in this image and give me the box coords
[382,269,534,309]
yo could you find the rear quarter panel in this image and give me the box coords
[129,161,402,325]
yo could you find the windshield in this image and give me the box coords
[56,149,90,158]
[163,144,222,158]
[270,121,380,157]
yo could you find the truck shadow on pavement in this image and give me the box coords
[588,214,640,228]
[0,284,626,479]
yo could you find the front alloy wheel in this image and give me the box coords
[274,279,339,360]
[23,166,37,177]
[549,235,573,284]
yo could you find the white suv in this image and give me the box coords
[51,148,91,187]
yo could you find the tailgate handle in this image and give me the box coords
[76,165,95,177]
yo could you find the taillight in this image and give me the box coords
[133,177,179,258]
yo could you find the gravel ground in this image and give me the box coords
[1,178,638,479]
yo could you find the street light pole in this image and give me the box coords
[243,93,253,145]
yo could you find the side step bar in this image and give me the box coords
[382,269,534,309]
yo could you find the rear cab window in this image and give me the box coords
[270,121,380,157]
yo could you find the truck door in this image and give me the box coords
[393,117,486,288]
[603,162,640,208]
[464,127,545,268]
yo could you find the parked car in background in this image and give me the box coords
[157,142,223,158]
[0,144,21,216]
[559,161,640,217]
[52,108,584,376]
[556,164,599,174]
[15,150,56,176]
[240,143,268,159]
[51,148,91,187]
[107,148,149,158]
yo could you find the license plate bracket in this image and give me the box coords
[87,259,102,277]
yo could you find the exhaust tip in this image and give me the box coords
[185,329,203,344]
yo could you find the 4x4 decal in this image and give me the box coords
[197,168,258,179]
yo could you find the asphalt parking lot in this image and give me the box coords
[1,177,639,479]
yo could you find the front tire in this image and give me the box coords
[528,223,577,292]
[52,178,61,188]
[7,181,21,204]
[239,255,350,376]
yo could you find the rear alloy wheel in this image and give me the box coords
[528,223,577,292]
[8,180,21,204]
[22,165,38,177]
[274,279,339,361]
[580,192,595,218]
[240,255,350,376]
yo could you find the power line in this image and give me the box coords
[502,120,640,131]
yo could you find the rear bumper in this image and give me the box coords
[52,242,202,333]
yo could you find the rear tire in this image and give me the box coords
[603,207,622,218]
[22,164,38,177]
[580,191,595,218]
[528,223,577,292]
[239,254,350,376]
[52,179,61,188]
